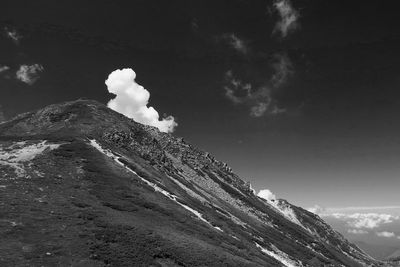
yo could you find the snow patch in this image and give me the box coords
[260,197,306,230]
[256,243,303,267]
[0,141,61,178]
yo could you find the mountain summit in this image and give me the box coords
[0,100,386,266]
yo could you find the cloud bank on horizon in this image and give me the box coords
[308,205,400,240]
[105,68,177,133]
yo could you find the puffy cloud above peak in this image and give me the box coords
[16,64,44,85]
[257,189,276,202]
[105,68,177,133]
[272,0,300,38]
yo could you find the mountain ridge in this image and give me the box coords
[0,99,392,266]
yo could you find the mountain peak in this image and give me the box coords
[0,99,162,138]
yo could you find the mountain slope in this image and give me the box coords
[0,99,388,266]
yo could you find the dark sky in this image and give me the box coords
[1,0,400,209]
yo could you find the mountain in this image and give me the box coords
[0,99,391,266]
[388,251,400,262]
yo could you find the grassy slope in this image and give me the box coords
[0,139,277,266]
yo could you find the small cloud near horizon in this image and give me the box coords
[270,53,293,88]
[376,231,395,238]
[257,189,276,202]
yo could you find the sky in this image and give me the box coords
[1,0,400,244]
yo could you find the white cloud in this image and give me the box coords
[105,68,177,133]
[329,213,399,229]
[16,64,44,85]
[0,65,10,73]
[347,229,368,235]
[257,189,276,202]
[4,27,22,44]
[307,205,326,215]
[220,33,249,55]
[376,231,395,238]
[272,0,300,38]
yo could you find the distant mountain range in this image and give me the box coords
[354,241,400,261]
[0,99,397,266]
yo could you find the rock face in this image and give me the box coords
[0,99,388,266]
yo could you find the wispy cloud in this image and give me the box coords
[271,53,293,87]
[223,70,253,104]
[219,33,249,55]
[272,0,300,38]
[223,70,284,117]
[0,65,10,74]
[4,27,22,45]
[376,231,395,238]
[223,53,292,117]
[16,64,44,85]
[250,102,269,117]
